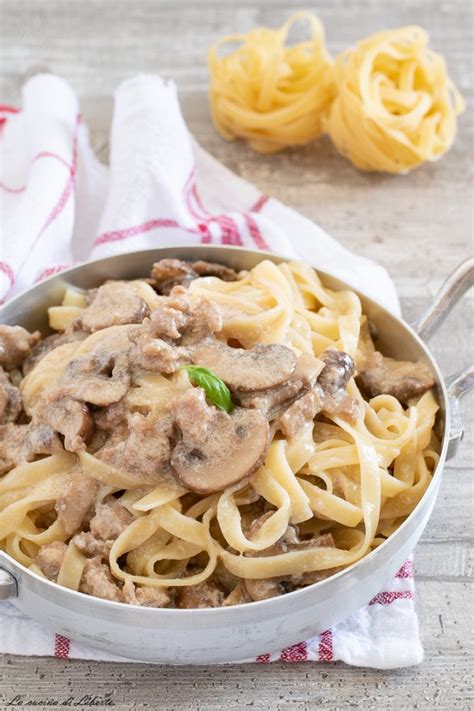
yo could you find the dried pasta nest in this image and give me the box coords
[323,26,465,173]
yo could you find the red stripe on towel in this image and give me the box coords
[395,560,414,579]
[0,180,26,194]
[0,261,15,287]
[256,653,271,664]
[280,641,308,663]
[94,218,199,247]
[243,213,270,250]
[191,184,209,217]
[5,115,80,298]
[369,591,414,606]
[54,634,70,659]
[214,214,243,246]
[0,150,74,194]
[250,194,269,213]
[36,141,78,238]
[318,629,333,661]
[183,166,205,220]
[35,264,70,282]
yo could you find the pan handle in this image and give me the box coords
[0,567,17,600]
[412,258,474,460]
[412,258,474,340]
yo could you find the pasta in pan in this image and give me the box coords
[0,259,439,607]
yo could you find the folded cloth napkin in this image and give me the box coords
[0,74,422,668]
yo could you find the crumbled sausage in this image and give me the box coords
[72,532,112,559]
[0,325,40,370]
[150,259,199,295]
[35,541,67,581]
[55,471,99,536]
[80,557,124,602]
[129,333,190,374]
[176,580,225,608]
[89,496,134,541]
[357,352,435,403]
[122,579,171,607]
[222,581,253,606]
[243,515,338,601]
[96,414,174,484]
[279,391,318,438]
[129,288,222,373]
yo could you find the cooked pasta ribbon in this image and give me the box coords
[1,259,440,599]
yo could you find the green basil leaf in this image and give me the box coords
[181,365,234,413]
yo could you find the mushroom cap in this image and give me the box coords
[62,329,132,407]
[81,282,149,332]
[38,389,94,451]
[171,407,269,495]
[191,340,297,392]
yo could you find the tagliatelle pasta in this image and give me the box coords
[0,259,440,607]
[325,26,465,173]
[208,16,464,171]
[208,12,336,153]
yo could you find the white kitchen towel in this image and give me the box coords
[0,74,422,668]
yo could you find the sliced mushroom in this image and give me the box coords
[312,348,358,422]
[23,331,87,375]
[357,351,435,403]
[0,325,41,370]
[0,422,64,475]
[63,347,130,406]
[170,388,269,495]
[191,260,239,282]
[80,282,149,332]
[38,389,94,451]
[236,352,324,418]
[150,258,239,295]
[191,339,297,392]
[0,367,22,423]
[318,349,354,393]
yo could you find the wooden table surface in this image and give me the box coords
[1,1,473,708]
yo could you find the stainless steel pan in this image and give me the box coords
[1,246,472,664]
